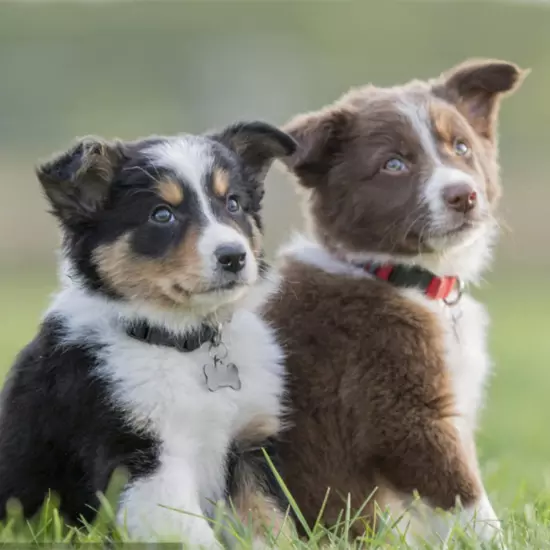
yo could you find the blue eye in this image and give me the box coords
[226,195,240,214]
[453,139,470,157]
[150,206,175,224]
[383,157,407,173]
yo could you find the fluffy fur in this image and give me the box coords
[263,59,527,545]
[0,123,297,547]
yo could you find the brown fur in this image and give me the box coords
[283,60,526,258]
[264,59,526,538]
[432,58,528,140]
[285,101,491,257]
[264,261,482,536]
[94,226,203,308]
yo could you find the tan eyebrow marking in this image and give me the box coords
[157,179,184,206]
[212,168,230,198]
[430,101,456,144]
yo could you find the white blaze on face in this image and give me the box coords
[423,167,479,234]
[145,136,216,222]
[397,101,483,231]
[197,222,257,284]
[146,137,258,286]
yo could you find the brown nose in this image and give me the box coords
[442,184,477,213]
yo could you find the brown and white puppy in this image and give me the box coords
[263,59,526,544]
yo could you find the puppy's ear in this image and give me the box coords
[433,58,528,139]
[282,106,354,188]
[37,137,126,226]
[214,121,297,182]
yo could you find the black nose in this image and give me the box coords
[215,244,247,273]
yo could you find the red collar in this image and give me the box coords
[362,262,463,304]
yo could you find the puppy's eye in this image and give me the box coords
[383,157,407,173]
[150,206,175,224]
[226,195,240,214]
[453,139,470,157]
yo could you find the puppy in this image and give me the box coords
[0,123,296,547]
[263,59,526,544]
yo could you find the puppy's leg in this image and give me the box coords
[231,479,293,550]
[455,489,502,544]
[456,421,503,543]
[374,418,501,546]
[433,428,502,545]
[119,457,221,548]
[226,419,295,549]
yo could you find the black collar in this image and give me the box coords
[125,320,219,353]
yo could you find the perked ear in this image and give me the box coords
[37,137,126,226]
[281,105,354,188]
[434,58,528,139]
[215,121,297,182]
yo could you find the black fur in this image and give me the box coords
[38,127,295,299]
[225,437,292,518]
[0,317,160,524]
[0,123,297,531]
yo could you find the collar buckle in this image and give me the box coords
[443,277,464,307]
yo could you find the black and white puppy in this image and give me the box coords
[0,123,296,547]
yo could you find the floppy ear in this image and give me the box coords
[215,121,297,182]
[281,106,354,188]
[37,136,126,226]
[433,58,528,140]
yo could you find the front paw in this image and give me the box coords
[465,496,505,548]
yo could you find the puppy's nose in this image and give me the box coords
[215,244,247,273]
[443,183,477,213]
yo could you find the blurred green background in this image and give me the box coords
[0,0,548,513]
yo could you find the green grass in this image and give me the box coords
[0,270,549,547]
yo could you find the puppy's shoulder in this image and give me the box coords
[3,316,99,396]
[265,257,437,337]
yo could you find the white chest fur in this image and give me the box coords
[399,290,501,545]
[403,289,492,430]
[50,287,284,543]
[102,309,283,501]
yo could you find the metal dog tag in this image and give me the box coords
[203,327,241,392]
[203,357,241,392]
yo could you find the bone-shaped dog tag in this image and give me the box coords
[203,357,241,392]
